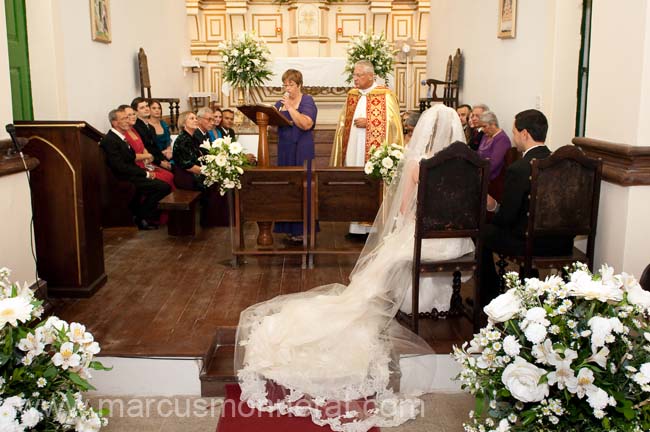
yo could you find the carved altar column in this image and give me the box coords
[287,0,331,57]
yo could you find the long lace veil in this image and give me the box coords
[235,104,466,431]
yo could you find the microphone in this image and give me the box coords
[5,123,24,154]
[281,91,289,104]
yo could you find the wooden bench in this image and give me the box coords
[158,189,202,236]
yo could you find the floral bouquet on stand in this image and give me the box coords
[199,137,251,195]
[364,142,404,185]
[218,31,272,101]
[453,263,650,432]
[0,267,109,431]
[344,31,395,85]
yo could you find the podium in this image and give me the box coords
[238,104,293,245]
[15,121,107,297]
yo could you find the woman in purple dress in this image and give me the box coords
[273,69,318,244]
[477,110,512,181]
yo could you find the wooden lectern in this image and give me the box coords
[237,104,293,245]
[15,121,107,297]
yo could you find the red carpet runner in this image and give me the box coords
[216,384,380,432]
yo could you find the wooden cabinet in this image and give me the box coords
[15,121,106,297]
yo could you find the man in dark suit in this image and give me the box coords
[100,107,171,230]
[218,108,236,139]
[480,109,573,305]
[194,107,215,144]
[131,97,172,170]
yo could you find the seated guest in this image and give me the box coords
[131,97,172,170]
[100,107,171,230]
[218,109,236,139]
[456,104,472,142]
[195,107,215,144]
[403,111,421,146]
[477,111,512,181]
[148,100,173,161]
[122,105,175,192]
[172,111,230,226]
[211,108,224,140]
[468,103,489,151]
[172,111,205,190]
[480,109,574,306]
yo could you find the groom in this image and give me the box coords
[480,109,573,305]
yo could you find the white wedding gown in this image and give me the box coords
[236,105,471,431]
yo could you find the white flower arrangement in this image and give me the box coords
[363,142,404,185]
[218,31,272,93]
[0,267,109,431]
[199,137,251,195]
[453,263,650,432]
[344,31,395,84]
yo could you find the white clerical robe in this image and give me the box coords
[344,83,377,167]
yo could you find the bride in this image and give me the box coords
[235,104,473,431]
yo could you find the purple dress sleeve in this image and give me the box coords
[488,133,512,180]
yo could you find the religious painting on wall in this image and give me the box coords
[90,0,111,43]
[497,0,517,39]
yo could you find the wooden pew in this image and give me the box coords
[233,167,309,267]
[309,168,382,262]
[158,189,202,236]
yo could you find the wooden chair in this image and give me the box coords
[309,168,383,261]
[137,48,180,132]
[233,167,309,267]
[410,142,489,334]
[497,145,603,283]
[419,48,462,112]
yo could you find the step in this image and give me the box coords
[200,326,237,397]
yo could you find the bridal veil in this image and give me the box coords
[235,104,468,431]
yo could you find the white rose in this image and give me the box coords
[503,335,521,357]
[364,161,374,175]
[381,157,394,169]
[502,356,549,402]
[484,289,521,323]
[215,154,228,167]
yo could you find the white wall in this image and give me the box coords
[26,0,193,131]
[586,0,650,278]
[427,0,582,149]
[0,3,37,284]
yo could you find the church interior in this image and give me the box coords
[1,0,650,431]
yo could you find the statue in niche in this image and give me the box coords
[298,4,318,36]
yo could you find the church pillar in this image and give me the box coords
[581,1,650,278]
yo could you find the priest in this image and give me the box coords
[330,60,403,167]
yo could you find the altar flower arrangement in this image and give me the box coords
[199,137,251,195]
[0,267,109,431]
[344,31,395,84]
[364,142,404,184]
[218,31,272,96]
[453,263,650,432]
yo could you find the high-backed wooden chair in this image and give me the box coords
[419,48,462,112]
[497,145,603,283]
[410,141,489,334]
[137,48,180,132]
[233,167,309,267]
[640,263,650,291]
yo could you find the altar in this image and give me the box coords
[268,57,349,88]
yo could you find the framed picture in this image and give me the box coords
[497,0,517,39]
[90,0,111,43]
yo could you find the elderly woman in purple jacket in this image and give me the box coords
[477,111,512,181]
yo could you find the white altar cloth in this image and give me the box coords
[268,57,349,87]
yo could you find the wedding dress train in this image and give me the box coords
[235,105,471,431]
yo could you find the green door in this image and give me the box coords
[5,0,33,121]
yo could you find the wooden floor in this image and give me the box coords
[50,223,474,358]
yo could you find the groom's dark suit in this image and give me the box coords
[100,130,170,225]
[481,145,573,304]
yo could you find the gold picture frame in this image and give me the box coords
[90,0,111,43]
[497,0,517,39]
